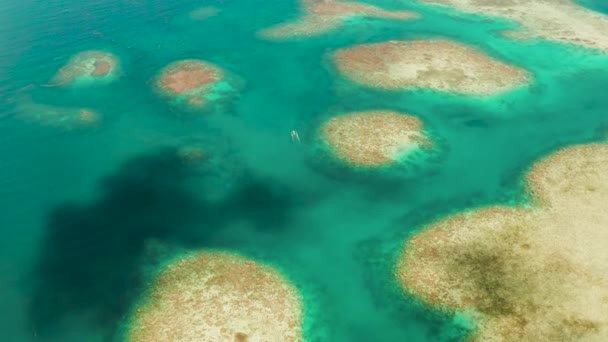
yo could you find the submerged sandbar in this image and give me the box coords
[419,0,608,52]
[259,0,417,40]
[14,95,101,129]
[321,110,429,166]
[189,6,220,21]
[333,39,529,95]
[128,251,302,342]
[50,50,119,86]
[397,144,608,341]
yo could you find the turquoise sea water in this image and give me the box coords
[1,0,608,341]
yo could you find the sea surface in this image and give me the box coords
[1,0,608,341]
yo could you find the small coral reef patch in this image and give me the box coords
[397,144,608,341]
[154,59,237,111]
[176,145,207,165]
[128,251,303,342]
[320,110,431,166]
[49,50,120,87]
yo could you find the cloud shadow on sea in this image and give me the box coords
[26,146,303,338]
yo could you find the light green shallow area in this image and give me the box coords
[0,0,608,341]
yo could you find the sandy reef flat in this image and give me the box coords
[128,251,302,342]
[258,0,417,40]
[13,94,101,129]
[333,39,529,95]
[419,0,608,52]
[397,144,608,341]
[321,110,430,166]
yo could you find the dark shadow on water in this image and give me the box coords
[27,147,305,339]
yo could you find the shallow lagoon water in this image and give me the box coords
[1,0,608,341]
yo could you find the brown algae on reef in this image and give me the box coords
[397,144,608,341]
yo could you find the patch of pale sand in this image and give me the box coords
[321,110,430,166]
[51,50,119,86]
[258,0,417,40]
[499,29,534,41]
[419,0,608,52]
[156,59,224,95]
[128,251,303,342]
[397,144,608,341]
[333,39,530,95]
[189,6,220,20]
